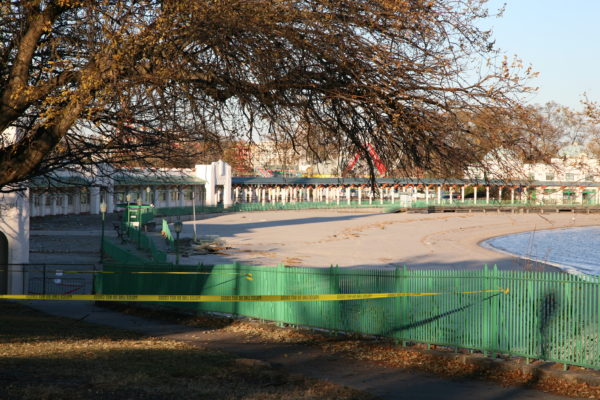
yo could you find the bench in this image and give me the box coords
[113,223,127,243]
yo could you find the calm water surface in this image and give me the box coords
[482,226,600,275]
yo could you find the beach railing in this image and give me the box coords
[96,263,600,370]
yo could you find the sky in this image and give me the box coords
[482,0,600,110]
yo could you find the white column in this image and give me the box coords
[153,188,161,207]
[486,186,490,204]
[449,187,454,204]
[165,188,172,208]
[461,185,465,203]
[473,186,477,204]
[179,187,185,207]
[90,186,100,214]
[358,187,362,204]
[346,187,351,205]
[107,188,115,213]
[498,187,503,204]
[437,185,441,204]
[558,188,564,205]
[73,190,81,214]
[510,188,515,204]
[50,194,57,215]
[61,194,69,215]
[425,186,429,204]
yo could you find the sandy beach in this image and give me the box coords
[176,209,600,271]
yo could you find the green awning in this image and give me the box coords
[114,174,206,186]
[29,176,92,188]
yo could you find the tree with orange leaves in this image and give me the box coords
[1,0,537,189]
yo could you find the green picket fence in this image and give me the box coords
[154,201,395,217]
[409,200,532,208]
[151,199,598,219]
[102,240,150,265]
[96,263,600,370]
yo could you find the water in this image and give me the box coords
[482,226,600,275]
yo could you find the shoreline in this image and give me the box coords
[480,226,600,276]
[173,209,600,272]
[479,238,566,274]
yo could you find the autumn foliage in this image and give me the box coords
[1,0,537,188]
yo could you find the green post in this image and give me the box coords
[491,264,499,358]
[100,204,106,264]
[137,206,142,249]
[483,264,489,357]
[401,265,408,346]
[175,229,180,265]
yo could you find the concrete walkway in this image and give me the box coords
[20,300,582,400]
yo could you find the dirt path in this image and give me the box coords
[19,299,582,400]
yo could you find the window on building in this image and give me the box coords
[528,173,536,181]
[159,191,167,201]
[545,173,554,181]
[171,190,179,201]
[585,174,595,181]
[184,189,193,201]
[565,173,575,181]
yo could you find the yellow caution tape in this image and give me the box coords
[0,288,507,303]
[0,270,253,280]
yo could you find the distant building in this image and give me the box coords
[28,160,233,217]
[0,160,232,294]
[523,144,599,183]
[249,141,341,177]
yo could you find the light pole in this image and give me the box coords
[136,197,142,247]
[125,193,132,230]
[192,189,197,241]
[173,220,183,265]
[100,202,107,263]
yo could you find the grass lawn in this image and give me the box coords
[0,301,372,400]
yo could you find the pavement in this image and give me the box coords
[19,299,584,400]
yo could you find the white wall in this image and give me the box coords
[196,160,232,207]
[0,190,29,293]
